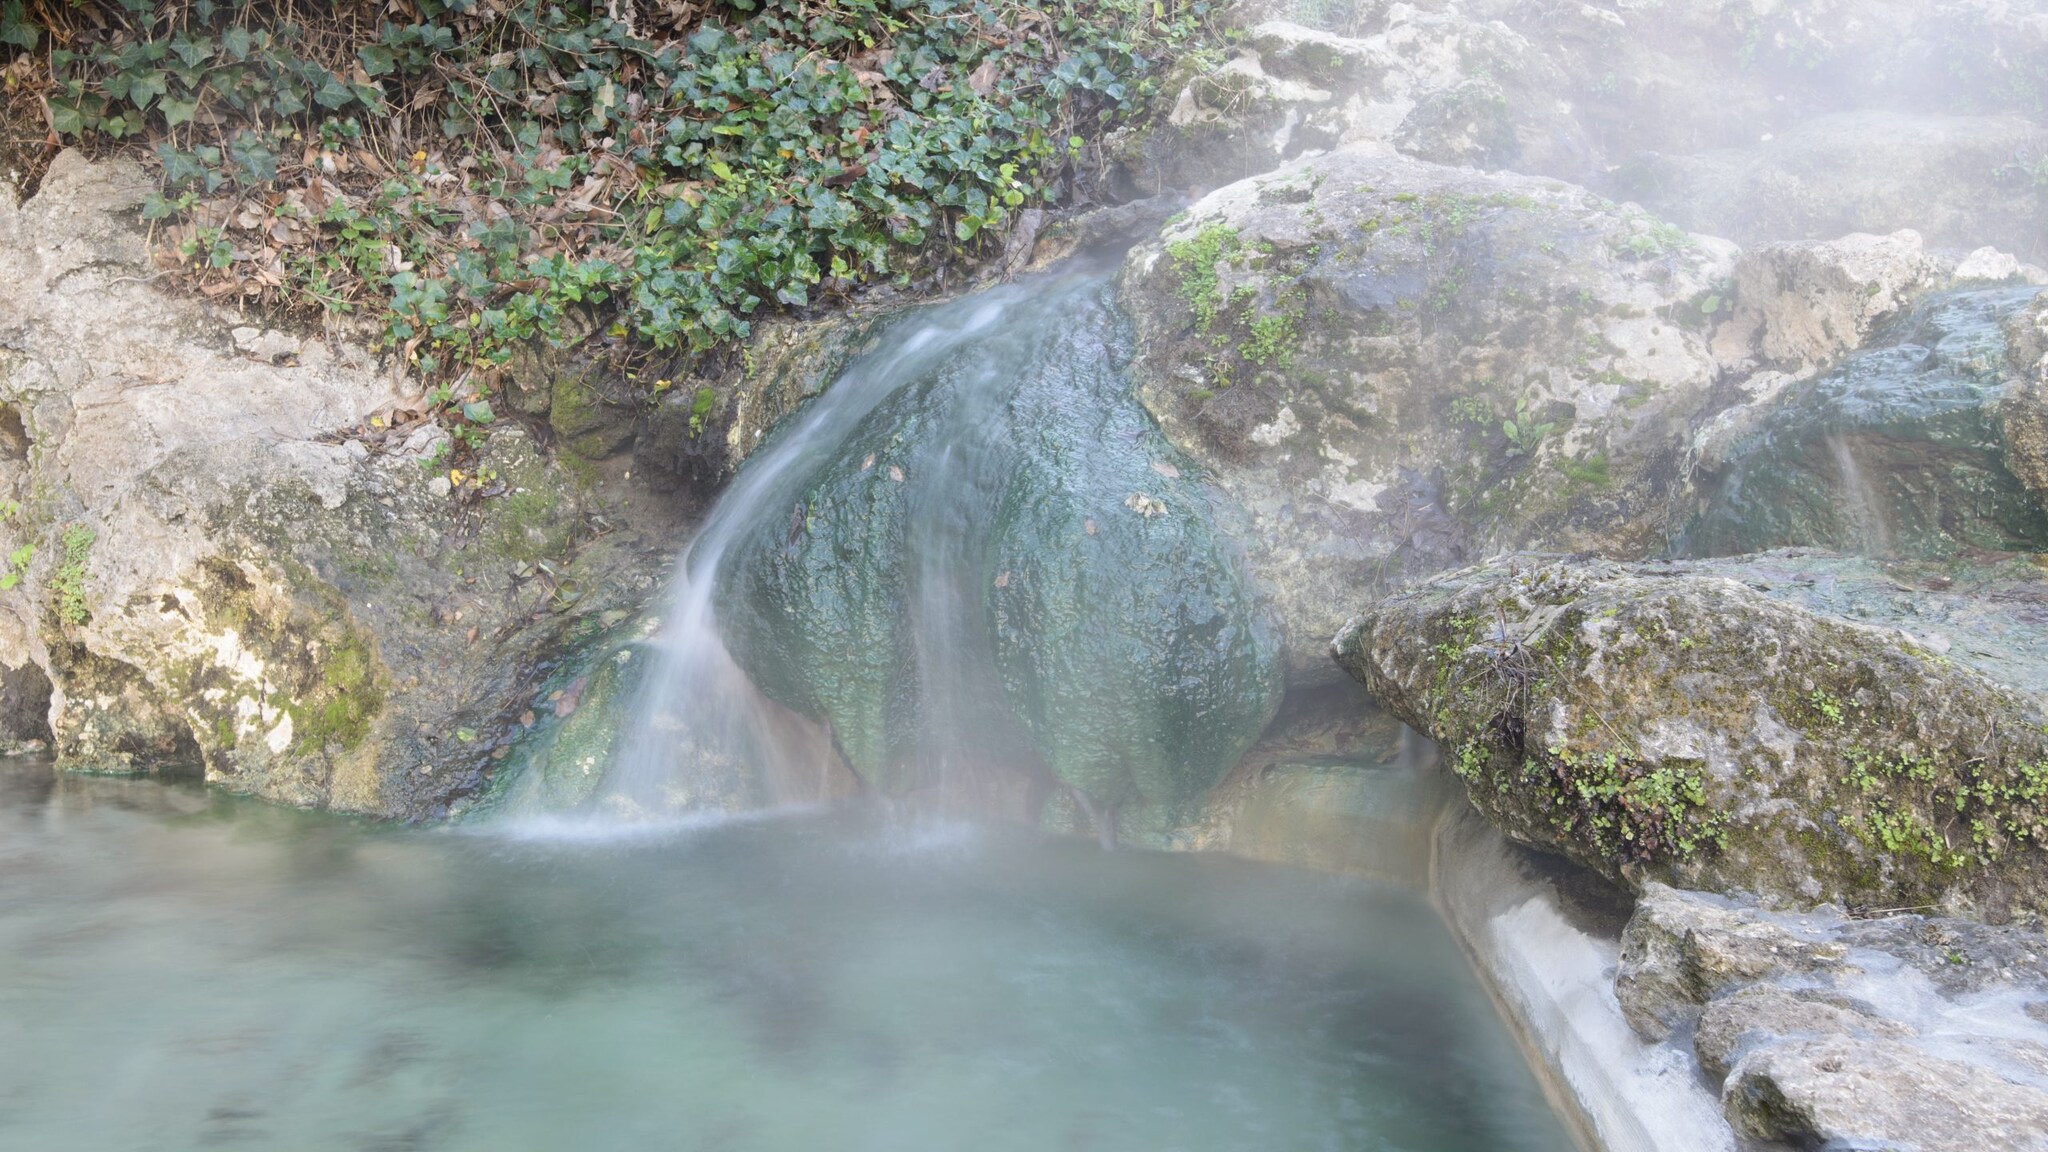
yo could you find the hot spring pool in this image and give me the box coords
[0,757,1576,1151]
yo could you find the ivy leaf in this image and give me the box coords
[358,43,397,77]
[0,1,38,50]
[47,98,91,137]
[159,96,201,128]
[460,400,496,425]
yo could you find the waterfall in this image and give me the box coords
[514,258,1281,838]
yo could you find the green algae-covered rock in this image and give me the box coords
[713,377,939,795]
[1335,551,2048,920]
[985,305,1282,842]
[1689,286,2048,559]
[715,272,1283,834]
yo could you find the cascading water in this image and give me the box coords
[507,258,1283,845]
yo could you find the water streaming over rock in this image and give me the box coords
[1686,285,2048,559]
[503,261,1283,844]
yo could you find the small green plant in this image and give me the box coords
[1166,223,1242,333]
[688,387,719,437]
[1449,394,1496,427]
[1808,688,1845,727]
[1243,300,1302,368]
[54,522,94,626]
[1502,397,1558,457]
[1612,217,1692,261]
[0,543,30,592]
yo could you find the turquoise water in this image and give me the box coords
[0,758,1574,1152]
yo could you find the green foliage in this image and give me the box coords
[1557,453,1610,488]
[688,385,718,436]
[1166,222,1240,332]
[1535,742,1727,863]
[1612,215,1691,261]
[1166,221,1307,374]
[7,0,1210,380]
[1501,396,1557,456]
[1243,297,1301,368]
[0,542,28,592]
[54,522,93,626]
[1448,393,1495,428]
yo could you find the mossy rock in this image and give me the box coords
[715,272,1283,833]
[1336,551,2048,919]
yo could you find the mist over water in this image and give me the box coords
[0,758,1574,1152]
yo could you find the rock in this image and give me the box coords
[1116,4,2048,261]
[1689,285,2048,559]
[1613,882,2048,1149]
[2005,292,2048,515]
[1708,230,1943,377]
[1616,885,1851,1041]
[715,270,1281,842]
[548,371,637,461]
[1334,551,2048,917]
[1694,986,1914,1082]
[0,653,50,756]
[0,152,682,816]
[1107,12,1594,196]
[1118,146,1734,685]
[1617,112,2048,262]
[1724,1037,2048,1151]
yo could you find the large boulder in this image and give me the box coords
[0,152,681,817]
[1117,145,1734,684]
[1335,550,2048,917]
[2005,291,2048,514]
[714,270,1283,843]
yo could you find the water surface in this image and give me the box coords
[0,758,1573,1152]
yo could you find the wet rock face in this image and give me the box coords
[2006,292,2048,516]
[1688,285,2048,559]
[1616,885,2048,1152]
[0,153,679,817]
[1117,145,1733,685]
[715,275,1283,841]
[1335,551,2048,918]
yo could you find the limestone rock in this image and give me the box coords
[1334,551,2048,916]
[1119,146,1733,685]
[0,152,679,817]
[1693,986,1914,1082]
[715,270,1281,841]
[1725,1037,2048,1151]
[1616,885,1851,1041]
[2005,292,2048,515]
[1708,230,1942,377]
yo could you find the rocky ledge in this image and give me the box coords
[1620,884,2048,1151]
[1334,549,2048,919]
